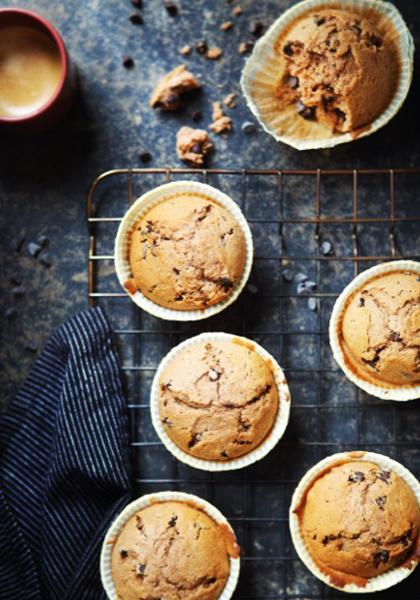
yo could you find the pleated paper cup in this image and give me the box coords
[289,451,420,593]
[240,0,414,150]
[150,332,291,472]
[100,490,241,600]
[329,260,420,401]
[114,180,253,321]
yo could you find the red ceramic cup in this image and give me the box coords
[0,8,77,132]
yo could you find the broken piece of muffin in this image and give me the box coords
[276,9,397,133]
[150,64,201,110]
[176,126,213,166]
[210,101,232,134]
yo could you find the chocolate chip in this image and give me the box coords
[367,34,382,48]
[122,55,135,69]
[131,0,142,7]
[286,76,299,89]
[188,433,201,448]
[375,496,387,510]
[175,294,184,301]
[39,254,52,268]
[315,16,326,26]
[139,151,152,164]
[351,23,361,36]
[239,40,254,54]
[12,285,25,298]
[308,297,317,311]
[241,121,256,134]
[296,100,316,120]
[249,21,264,38]
[389,331,402,342]
[377,469,391,483]
[172,267,180,275]
[359,296,365,307]
[136,563,146,576]
[322,534,339,545]
[208,368,221,381]
[196,40,208,55]
[27,242,42,257]
[373,550,389,568]
[221,450,228,458]
[4,307,17,320]
[334,108,347,122]
[120,549,128,558]
[282,268,294,282]
[320,240,333,255]
[164,1,178,16]
[168,515,178,527]
[191,111,202,122]
[218,277,233,291]
[191,142,202,154]
[348,471,365,483]
[129,13,143,25]
[283,43,295,56]
[38,235,50,248]
[363,354,380,370]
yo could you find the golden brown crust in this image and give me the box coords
[300,461,420,581]
[276,9,398,132]
[129,193,246,311]
[158,340,279,461]
[111,501,231,600]
[339,270,420,387]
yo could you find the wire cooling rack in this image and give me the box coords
[87,168,420,599]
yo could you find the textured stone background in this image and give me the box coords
[1,1,420,598]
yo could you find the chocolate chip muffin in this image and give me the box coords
[339,269,420,388]
[158,339,279,461]
[276,8,398,133]
[111,500,237,600]
[298,461,420,584]
[127,192,246,311]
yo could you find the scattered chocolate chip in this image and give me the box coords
[39,255,52,268]
[131,0,142,7]
[27,242,42,257]
[334,107,347,123]
[38,235,50,248]
[139,151,152,164]
[322,534,339,545]
[188,433,201,448]
[375,496,387,510]
[373,550,389,568]
[286,75,299,89]
[239,40,254,54]
[15,236,25,253]
[172,267,180,275]
[221,450,228,458]
[12,285,26,298]
[400,531,411,547]
[4,307,17,320]
[249,21,264,38]
[366,34,382,48]
[315,16,326,26]
[363,354,380,371]
[377,469,391,484]
[283,43,295,56]
[296,100,316,120]
[218,277,233,291]
[196,40,208,55]
[122,55,135,69]
[308,297,317,311]
[24,342,38,353]
[208,368,221,381]
[295,272,308,283]
[348,471,365,483]
[120,549,128,558]
[175,294,184,301]
[129,13,143,25]
[359,296,365,307]
[320,240,333,255]
[164,1,178,16]
[136,563,146,576]
[168,515,178,527]
[241,121,256,134]
[191,110,202,122]
[389,331,402,342]
[191,142,202,154]
[282,268,294,282]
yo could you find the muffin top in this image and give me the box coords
[111,500,236,600]
[276,9,397,133]
[127,193,246,311]
[339,270,420,388]
[299,460,420,583]
[158,339,279,461]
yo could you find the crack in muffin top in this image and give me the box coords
[158,340,279,461]
[128,193,246,311]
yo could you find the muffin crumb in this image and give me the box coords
[150,65,200,110]
[176,126,213,166]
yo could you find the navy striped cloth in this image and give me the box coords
[0,308,132,599]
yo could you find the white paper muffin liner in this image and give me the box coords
[289,451,420,593]
[114,180,253,321]
[150,332,291,472]
[100,490,240,600]
[240,0,414,150]
[329,260,420,401]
